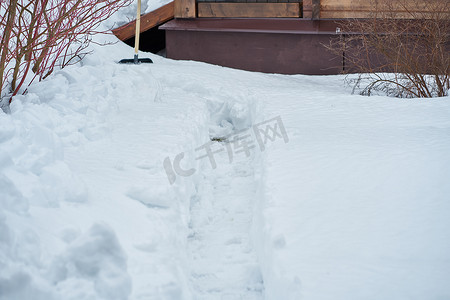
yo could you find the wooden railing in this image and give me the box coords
[175,0,303,18]
[174,0,449,19]
[113,2,174,41]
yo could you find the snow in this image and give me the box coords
[1,13,450,300]
[251,77,450,300]
[187,136,264,299]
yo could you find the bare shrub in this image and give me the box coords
[327,0,450,98]
[0,0,131,106]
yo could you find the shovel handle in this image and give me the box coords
[134,0,141,55]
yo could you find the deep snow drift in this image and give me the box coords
[1,13,450,300]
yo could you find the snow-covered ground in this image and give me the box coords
[1,13,450,300]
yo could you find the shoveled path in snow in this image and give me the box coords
[187,141,264,299]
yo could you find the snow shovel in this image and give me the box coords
[119,0,153,64]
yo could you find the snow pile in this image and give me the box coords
[0,64,131,299]
[0,35,210,298]
[0,221,130,300]
[207,91,258,139]
[50,224,131,300]
[0,108,86,208]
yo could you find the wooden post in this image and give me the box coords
[303,0,320,19]
[312,0,320,20]
[174,0,196,18]
[303,0,312,18]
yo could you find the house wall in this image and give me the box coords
[162,19,342,75]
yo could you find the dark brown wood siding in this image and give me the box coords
[161,19,342,75]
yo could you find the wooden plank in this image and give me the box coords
[321,0,442,9]
[174,0,196,18]
[198,3,300,18]
[320,10,445,19]
[321,3,440,12]
[112,2,174,41]
[320,10,377,19]
[320,10,449,19]
[320,0,448,19]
